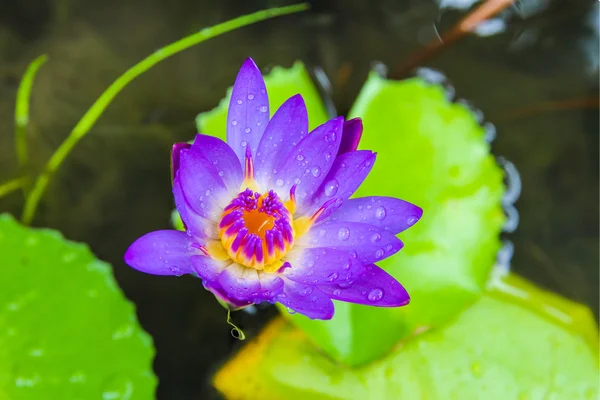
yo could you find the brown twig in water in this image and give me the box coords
[496,97,600,121]
[334,62,353,90]
[391,0,515,79]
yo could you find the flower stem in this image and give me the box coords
[15,54,48,197]
[227,309,246,341]
[20,3,309,225]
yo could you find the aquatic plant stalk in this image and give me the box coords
[15,54,48,197]
[0,178,26,199]
[20,3,309,225]
[497,96,600,121]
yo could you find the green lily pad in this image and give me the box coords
[285,71,506,365]
[0,214,156,399]
[214,274,599,400]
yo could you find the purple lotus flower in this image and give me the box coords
[124,58,422,320]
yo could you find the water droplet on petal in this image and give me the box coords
[324,179,339,197]
[333,289,342,296]
[371,233,382,242]
[367,288,383,302]
[318,229,327,237]
[259,105,268,112]
[296,154,305,161]
[324,152,332,162]
[375,206,387,220]
[275,178,284,187]
[311,166,321,177]
[299,287,313,297]
[247,94,255,100]
[327,272,339,282]
[244,127,251,133]
[240,141,247,148]
[231,120,238,126]
[337,227,350,241]
[236,99,243,105]
[339,280,353,288]
[375,249,385,259]
[204,189,211,196]
[407,216,417,226]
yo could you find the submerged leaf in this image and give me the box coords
[0,214,156,399]
[214,274,599,400]
[284,71,505,365]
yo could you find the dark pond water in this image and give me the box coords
[1,0,598,398]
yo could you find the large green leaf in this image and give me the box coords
[0,214,156,399]
[285,71,505,365]
[214,274,599,400]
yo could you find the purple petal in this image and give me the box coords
[124,230,198,276]
[203,283,251,310]
[173,177,218,239]
[301,150,376,216]
[189,257,253,309]
[226,58,270,165]
[300,221,403,265]
[171,142,191,181]
[255,272,286,302]
[254,95,308,188]
[191,134,243,193]
[282,247,364,285]
[272,117,343,203]
[178,148,229,219]
[277,281,334,320]
[214,263,285,304]
[319,264,410,307]
[325,196,423,234]
[218,264,261,301]
[338,118,363,155]
[190,254,228,281]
